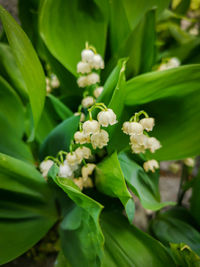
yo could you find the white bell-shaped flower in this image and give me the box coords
[46,77,51,94]
[74,131,90,144]
[75,146,91,160]
[131,144,146,154]
[130,134,148,148]
[59,160,74,178]
[77,76,88,88]
[66,152,81,165]
[83,120,100,135]
[122,121,143,135]
[81,96,95,108]
[91,54,104,69]
[97,108,117,127]
[139,118,155,132]
[40,159,54,177]
[81,49,94,63]
[91,129,109,149]
[81,163,96,181]
[87,73,100,86]
[83,177,93,188]
[143,160,159,173]
[77,61,91,74]
[147,137,161,153]
[94,86,103,98]
[50,74,60,88]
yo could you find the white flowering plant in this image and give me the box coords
[0,1,200,266]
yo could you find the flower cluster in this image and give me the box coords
[46,74,60,94]
[122,111,161,172]
[40,45,118,190]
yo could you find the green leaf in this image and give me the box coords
[39,115,80,160]
[118,152,175,210]
[170,243,200,267]
[47,94,73,121]
[101,211,175,267]
[54,252,71,267]
[0,153,58,265]
[39,0,108,75]
[0,76,25,138]
[0,43,27,97]
[49,165,104,267]
[95,151,135,223]
[150,209,200,256]
[125,65,200,160]
[0,5,46,140]
[190,173,200,226]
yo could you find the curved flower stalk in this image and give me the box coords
[122,110,161,172]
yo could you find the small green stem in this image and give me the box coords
[82,158,87,167]
[177,164,189,205]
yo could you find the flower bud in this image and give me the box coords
[77,76,88,88]
[94,86,103,98]
[139,118,155,132]
[81,163,96,181]
[147,137,161,153]
[97,108,117,127]
[83,120,100,135]
[91,54,104,69]
[75,146,91,160]
[74,131,90,144]
[81,49,94,63]
[143,160,159,173]
[77,61,91,74]
[40,159,54,177]
[59,160,74,178]
[91,129,109,149]
[183,158,195,167]
[81,96,95,108]
[87,73,100,85]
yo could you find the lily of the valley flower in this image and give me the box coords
[75,146,91,160]
[147,137,161,153]
[87,73,100,85]
[83,120,100,135]
[81,49,95,63]
[74,131,90,144]
[91,54,104,69]
[94,86,103,98]
[139,118,155,132]
[143,160,159,173]
[59,160,74,178]
[184,158,195,167]
[66,152,81,165]
[122,122,143,135]
[40,159,54,177]
[77,76,88,88]
[97,108,117,127]
[81,96,95,108]
[77,61,91,74]
[91,129,109,149]
[81,163,96,181]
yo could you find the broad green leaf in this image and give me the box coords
[101,211,175,267]
[39,115,80,160]
[39,0,108,75]
[0,153,58,265]
[118,152,175,210]
[108,0,170,55]
[49,165,104,267]
[170,243,200,267]
[95,151,135,223]
[150,209,200,256]
[47,94,73,121]
[0,43,27,97]
[125,65,200,160]
[0,5,46,140]
[54,252,71,267]
[190,173,200,226]
[0,76,24,138]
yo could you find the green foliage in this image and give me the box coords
[95,151,135,223]
[125,65,200,160]
[190,173,200,225]
[0,5,46,140]
[101,212,175,267]
[0,153,58,265]
[118,152,175,210]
